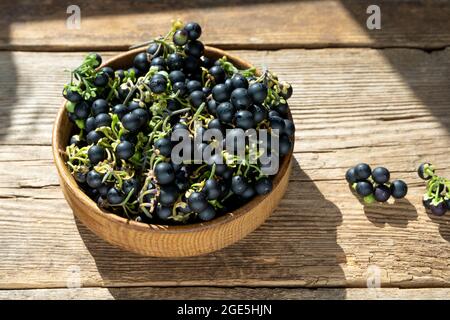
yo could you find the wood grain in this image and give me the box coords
[1,49,450,289]
[1,287,449,300]
[1,0,450,50]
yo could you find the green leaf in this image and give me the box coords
[75,119,85,129]
[65,101,76,113]
[363,194,375,204]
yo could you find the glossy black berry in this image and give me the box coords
[75,172,87,183]
[207,154,227,176]
[235,110,254,130]
[186,80,202,93]
[184,40,204,58]
[251,105,267,123]
[372,167,390,184]
[231,74,248,89]
[128,101,141,113]
[268,110,281,119]
[231,175,248,195]
[86,130,103,144]
[279,134,292,156]
[131,108,149,127]
[217,102,235,123]
[211,84,230,103]
[167,53,184,71]
[112,104,128,119]
[155,137,172,157]
[270,116,285,134]
[202,86,211,96]
[374,184,391,202]
[156,205,172,220]
[169,70,186,84]
[418,163,434,180]
[188,191,208,213]
[199,205,216,221]
[106,187,124,205]
[184,55,200,73]
[85,117,96,132]
[123,178,139,197]
[90,52,102,67]
[430,201,447,216]
[255,178,273,195]
[92,99,109,116]
[101,67,114,79]
[173,82,187,96]
[69,135,84,147]
[128,66,141,77]
[154,162,175,185]
[149,74,167,94]
[284,119,295,137]
[240,185,256,199]
[88,145,106,165]
[203,179,221,200]
[280,82,293,99]
[173,29,189,46]
[147,43,160,57]
[97,184,109,197]
[115,69,126,81]
[356,180,373,197]
[201,56,214,69]
[151,57,166,69]
[74,101,90,119]
[63,88,82,103]
[184,22,202,40]
[118,84,130,99]
[86,170,103,188]
[345,167,357,184]
[230,88,252,110]
[209,65,226,83]
[207,118,224,132]
[95,113,112,128]
[133,52,150,72]
[248,83,267,104]
[94,72,109,87]
[224,78,233,91]
[189,90,205,108]
[166,99,180,112]
[159,184,179,206]
[354,163,372,180]
[390,180,408,199]
[121,112,141,132]
[116,141,134,160]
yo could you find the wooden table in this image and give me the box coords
[1,0,450,300]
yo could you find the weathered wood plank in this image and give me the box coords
[1,287,449,300]
[0,49,450,289]
[2,48,450,147]
[1,0,450,50]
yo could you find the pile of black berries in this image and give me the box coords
[62,21,295,224]
[418,163,449,216]
[346,163,408,203]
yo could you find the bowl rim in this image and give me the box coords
[52,46,293,234]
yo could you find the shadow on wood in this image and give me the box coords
[427,212,450,243]
[349,186,418,228]
[0,46,16,143]
[75,158,347,298]
[341,0,450,135]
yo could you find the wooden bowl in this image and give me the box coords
[52,46,293,257]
